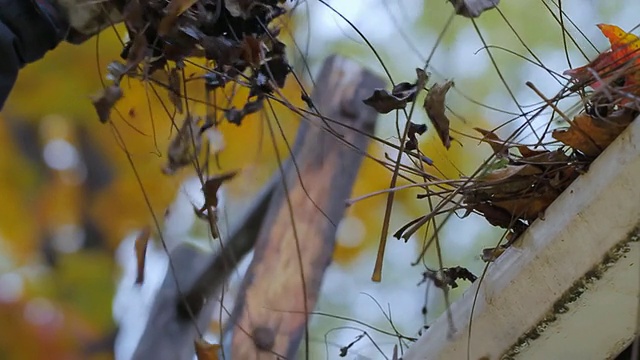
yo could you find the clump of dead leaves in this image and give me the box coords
[363,23,640,262]
[92,0,290,175]
[478,24,639,235]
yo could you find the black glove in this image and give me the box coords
[0,0,123,109]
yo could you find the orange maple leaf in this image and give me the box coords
[564,24,640,92]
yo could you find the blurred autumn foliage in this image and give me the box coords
[0,24,300,358]
[0,9,495,358]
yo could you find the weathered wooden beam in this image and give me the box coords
[223,55,384,359]
[404,116,640,360]
[129,55,383,360]
[131,175,276,360]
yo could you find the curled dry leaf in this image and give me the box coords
[362,85,412,114]
[492,192,559,221]
[101,0,290,116]
[517,144,549,158]
[91,85,123,123]
[478,164,542,183]
[465,136,581,226]
[194,338,221,360]
[363,69,427,114]
[406,122,428,151]
[468,183,560,221]
[448,0,500,18]
[163,116,203,175]
[564,24,640,95]
[424,80,454,149]
[520,148,571,165]
[469,203,518,229]
[474,127,509,157]
[258,53,290,91]
[134,226,151,285]
[200,171,238,212]
[421,266,477,290]
[468,162,561,221]
[246,41,291,97]
[474,127,550,159]
[552,111,635,157]
[224,96,264,126]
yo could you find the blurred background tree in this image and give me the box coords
[0,1,637,359]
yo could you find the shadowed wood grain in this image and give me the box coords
[224,54,384,359]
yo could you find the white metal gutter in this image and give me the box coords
[404,116,640,360]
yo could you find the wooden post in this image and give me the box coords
[404,116,640,359]
[131,179,275,360]
[129,55,383,360]
[223,55,384,358]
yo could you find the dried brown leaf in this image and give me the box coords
[424,80,454,149]
[517,145,549,158]
[552,128,600,156]
[449,0,500,18]
[469,202,516,229]
[406,122,428,151]
[163,116,202,175]
[91,85,123,123]
[422,266,477,290]
[552,112,634,157]
[201,171,238,210]
[493,192,558,221]
[479,164,542,183]
[520,149,569,165]
[256,54,290,91]
[474,127,509,157]
[224,97,264,126]
[363,82,418,114]
[134,226,151,285]
[361,62,428,116]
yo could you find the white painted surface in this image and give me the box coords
[404,116,640,360]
